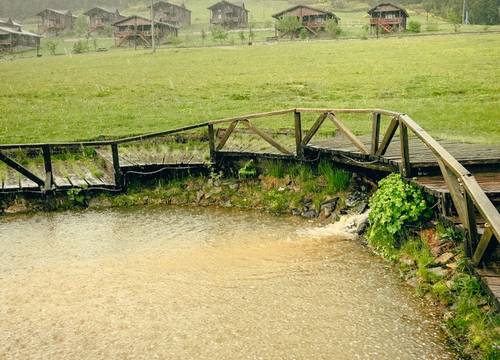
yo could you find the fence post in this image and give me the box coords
[371,112,381,155]
[207,123,216,164]
[399,121,411,177]
[294,111,303,159]
[111,143,122,188]
[42,145,53,191]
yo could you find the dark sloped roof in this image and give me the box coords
[37,8,77,19]
[272,5,339,20]
[207,1,248,12]
[148,1,191,13]
[367,3,409,17]
[0,26,41,37]
[0,17,22,27]
[84,7,120,16]
[112,15,179,29]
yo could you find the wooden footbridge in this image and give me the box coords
[1,108,499,301]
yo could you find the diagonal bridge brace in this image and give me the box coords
[0,151,45,188]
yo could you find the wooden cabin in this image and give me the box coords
[37,8,76,35]
[112,15,178,48]
[272,5,340,36]
[208,1,249,29]
[84,7,124,33]
[149,1,191,27]
[368,3,409,33]
[0,18,41,52]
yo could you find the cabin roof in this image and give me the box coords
[207,1,248,12]
[367,3,409,17]
[112,15,179,29]
[36,8,77,19]
[0,26,41,37]
[83,7,120,16]
[0,17,22,27]
[148,1,191,13]
[272,5,339,20]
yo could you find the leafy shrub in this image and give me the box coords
[408,20,422,33]
[263,189,289,214]
[368,174,433,251]
[211,25,228,43]
[299,28,309,40]
[73,40,90,54]
[276,15,302,39]
[325,19,342,39]
[46,40,58,55]
[238,160,257,179]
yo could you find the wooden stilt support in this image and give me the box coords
[111,143,122,188]
[472,224,494,266]
[42,145,53,191]
[371,112,381,155]
[294,111,303,158]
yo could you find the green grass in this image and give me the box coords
[0,33,499,144]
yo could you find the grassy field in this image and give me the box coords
[0,33,499,144]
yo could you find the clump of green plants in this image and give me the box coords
[46,40,58,55]
[299,28,309,40]
[73,40,90,54]
[276,15,302,39]
[317,161,351,193]
[211,25,228,43]
[238,160,257,179]
[368,174,433,252]
[263,189,289,214]
[325,19,342,39]
[67,188,87,206]
[408,20,422,33]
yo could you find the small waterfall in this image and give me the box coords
[297,212,370,240]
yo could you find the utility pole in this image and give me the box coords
[462,0,466,25]
[151,0,156,53]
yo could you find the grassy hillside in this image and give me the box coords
[0,33,499,144]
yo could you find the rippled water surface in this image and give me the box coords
[0,207,455,359]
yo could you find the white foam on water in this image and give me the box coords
[297,212,370,240]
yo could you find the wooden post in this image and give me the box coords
[472,224,493,266]
[111,143,122,188]
[42,145,53,191]
[207,124,216,163]
[371,112,381,155]
[294,111,303,159]
[464,191,479,257]
[399,122,411,177]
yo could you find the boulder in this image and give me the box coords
[435,252,455,265]
[428,267,450,278]
[301,210,318,219]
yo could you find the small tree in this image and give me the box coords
[73,40,89,54]
[74,15,88,37]
[239,30,245,44]
[46,40,58,55]
[408,20,421,33]
[276,15,302,39]
[201,29,207,45]
[299,27,309,40]
[211,25,228,43]
[325,19,342,39]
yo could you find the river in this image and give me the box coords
[0,207,455,359]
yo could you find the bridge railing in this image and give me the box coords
[0,108,498,264]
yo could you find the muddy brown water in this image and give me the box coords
[0,207,455,359]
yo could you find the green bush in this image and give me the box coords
[299,28,309,40]
[46,40,58,55]
[317,161,351,193]
[238,160,257,179]
[408,21,422,33]
[325,19,342,39]
[211,25,228,43]
[73,40,90,54]
[368,174,433,251]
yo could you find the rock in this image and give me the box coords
[435,252,455,265]
[320,197,339,212]
[319,208,332,220]
[291,208,301,216]
[400,255,416,267]
[349,200,368,215]
[229,183,240,190]
[443,311,455,321]
[278,186,286,192]
[406,277,418,287]
[4,201,28,214]
[196,191,205,204]
[301,210,318,219]
[446,262,459,271]
[428,267,450,278]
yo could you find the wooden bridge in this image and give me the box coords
[1,108,499,301]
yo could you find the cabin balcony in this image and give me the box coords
[370,17,404,25]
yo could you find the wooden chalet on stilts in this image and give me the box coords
[36,8,76,35]
[84,7,124,33]
[272,5,340,37]
[208,1,249,29]
[0,18,41,53]
[112,15,178,48]
[148,1,191,27]
[368,3,409,34]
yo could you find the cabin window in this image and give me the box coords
[385,13,396,19]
